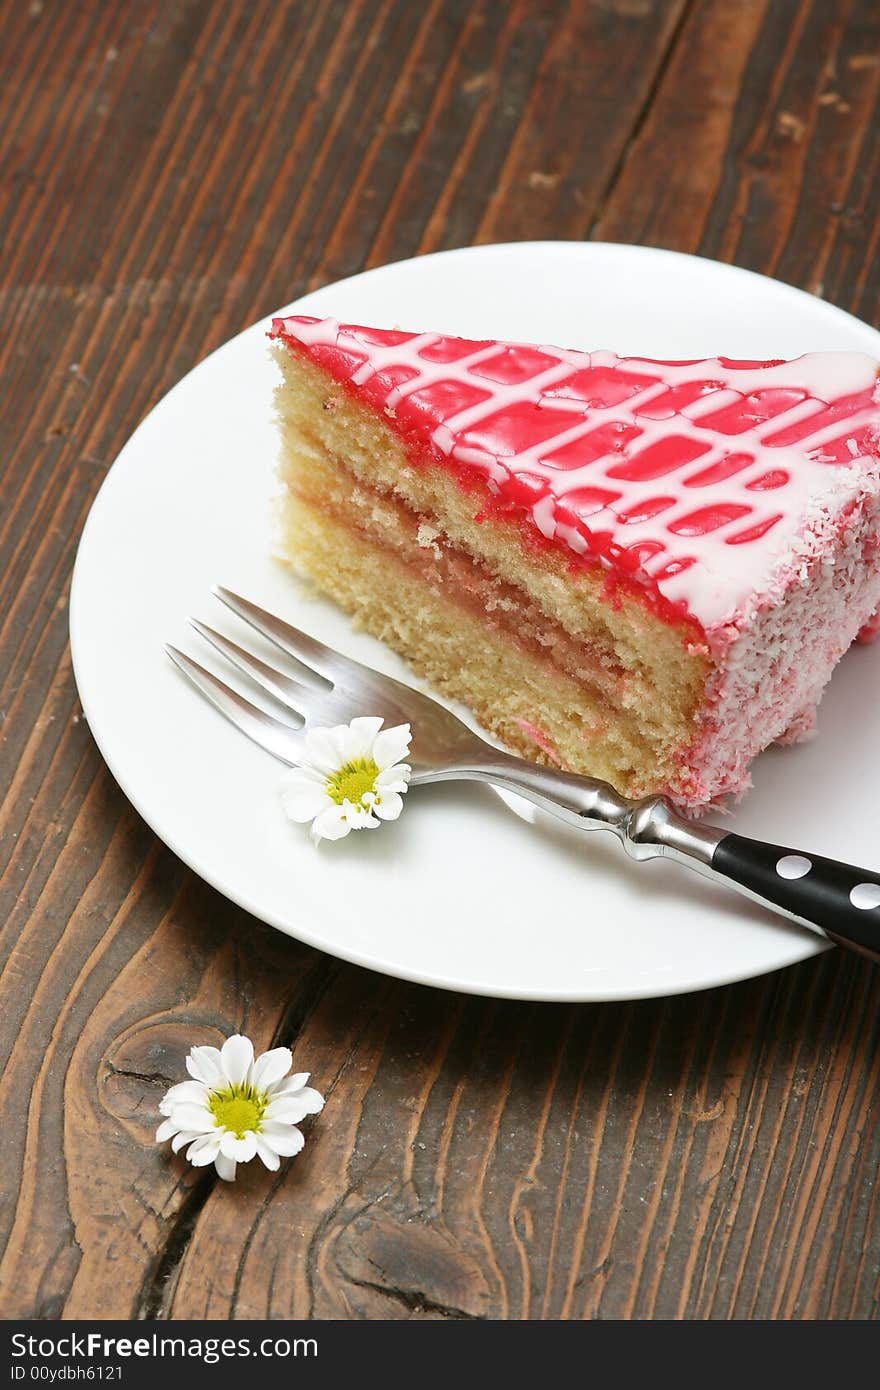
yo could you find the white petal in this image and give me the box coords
[171,1129,201,1154]
[161,1080,211,1108]
[302,724,348,775]
[167,1103,216,1134]
[342,798,377,830]
[219,1130,258,1162]
[186,1133,222,1166]
[264,1097,309,1124]
[293,1085,325,1116]
[268,1070,310,1097]
[372,723,412,770]
[375,764,410,793]
[311,804,351,842]
[281,791,332,824]
[220,1034,254,1087]
[251,1046,292,1091]
[260,1122,305,1158]
[335,726,359,764]
[214,1152,237,1182]
[155,1118,179,1143]
[345,716,384,757]
[186,1046,225,1087]
[280,774,332,823]
[281,764,327,788]
[255,1136,281,1171]
[264,1088,325,1124]
[373,790,403,822]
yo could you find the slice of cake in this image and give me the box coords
[269,315,880,809]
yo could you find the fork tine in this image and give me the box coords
[189,619,312,719]
[213,586,343,686]
[165,645,304,766]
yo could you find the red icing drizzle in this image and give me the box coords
[271,316,880,632]
[605,435,711,482]
[669,503,752,537]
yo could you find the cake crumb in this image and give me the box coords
[416,522,442,559]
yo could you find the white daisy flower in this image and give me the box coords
[155,1034,324,1182]
[280,715,412,844]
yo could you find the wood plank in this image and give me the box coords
[595,0,880,322]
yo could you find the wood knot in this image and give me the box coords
[334,1197,490,1319]
[100,1021,226,1130]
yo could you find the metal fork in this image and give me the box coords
[166,586,880,965]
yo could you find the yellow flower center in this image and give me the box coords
[208,1085,266,1138]
[326,756,380,808]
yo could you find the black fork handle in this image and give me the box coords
[711,834,880,963]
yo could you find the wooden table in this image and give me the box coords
[3,0,880,1322]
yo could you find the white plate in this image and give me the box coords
[69,242,880,1001]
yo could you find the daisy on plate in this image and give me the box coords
[156,1034,324,1182]
[280,716,412,844]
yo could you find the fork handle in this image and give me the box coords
[707,834,880,963]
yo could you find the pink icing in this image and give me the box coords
[271,316,880,643]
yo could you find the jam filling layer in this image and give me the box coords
[282,449,703,754]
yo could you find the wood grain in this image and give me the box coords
[2,0,880,1322]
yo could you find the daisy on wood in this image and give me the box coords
[156,1034,324,1182]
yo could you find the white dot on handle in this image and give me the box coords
[776,854,812,880]
[849,883,880,910]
